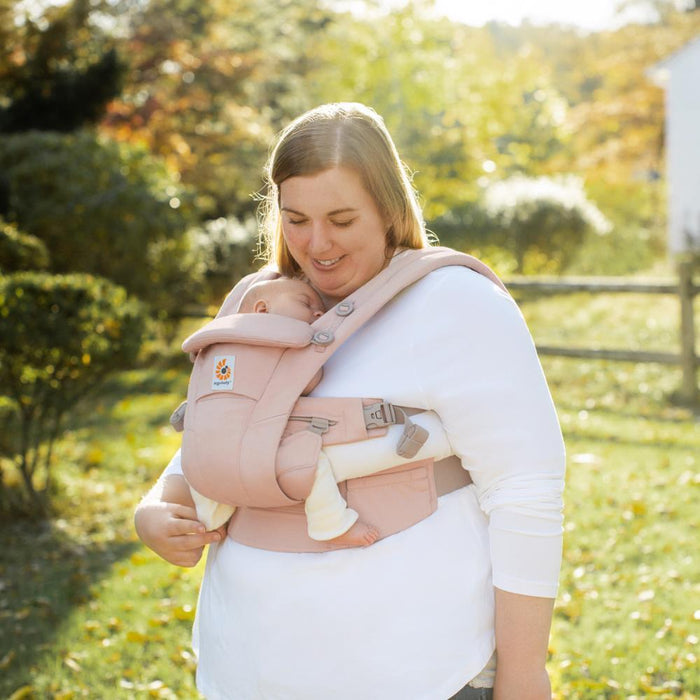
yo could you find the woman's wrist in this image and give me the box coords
[494,665,551,700]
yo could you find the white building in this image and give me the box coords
[648,36,700,255]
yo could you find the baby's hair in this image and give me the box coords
[238,276,323,315]
[239,280,271,314]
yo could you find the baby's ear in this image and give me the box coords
[253,299,268,314]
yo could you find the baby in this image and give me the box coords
[187,276,450,548]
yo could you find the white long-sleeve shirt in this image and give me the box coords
[165,264,565,700]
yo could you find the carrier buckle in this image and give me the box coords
[363,401,397,430]
[288,416,338,435]
[309,417,334,435]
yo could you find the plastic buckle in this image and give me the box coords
[363,401,397,430]
[169,400,187,432]
[309,417,333,435]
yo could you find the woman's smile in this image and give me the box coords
[314,256,344,267]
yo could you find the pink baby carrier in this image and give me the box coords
[174,246,507,552]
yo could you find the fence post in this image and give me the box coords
[677,259,697,404]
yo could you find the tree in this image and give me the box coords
[101,0,334,220]
[302,5,570,222]
[0,0,124,133]
[0,272,146,515]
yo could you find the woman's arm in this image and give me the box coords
[134,467,224,567]
[493,589,554,700]
[411,268,565,689]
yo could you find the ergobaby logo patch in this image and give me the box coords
[212,355,235,390]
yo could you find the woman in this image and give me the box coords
[135,102,566,700]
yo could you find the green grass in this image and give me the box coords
[1,293,698,699]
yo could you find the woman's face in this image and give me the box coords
[279,167,390,303]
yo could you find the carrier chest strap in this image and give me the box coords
[286,398,428,459]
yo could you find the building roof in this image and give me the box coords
[647,34,700,86]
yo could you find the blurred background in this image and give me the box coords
[1,1,699,698]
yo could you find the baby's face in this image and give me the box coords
[266,279,325,323]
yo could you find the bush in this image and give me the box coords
[187,215,258,304]
[0,272,146,515]
[429,175,612,274]
[483,175,612,273]
[0,218,50,272]
[0,130,201,316]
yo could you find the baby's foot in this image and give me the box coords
[330,520,380,547]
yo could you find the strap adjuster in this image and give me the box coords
[396,420,429,459]
[309,417,333,435]
[288,415,338,435]
[363,401,397,430]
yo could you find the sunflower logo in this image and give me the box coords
[215,358,231,381]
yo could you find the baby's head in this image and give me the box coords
[239,277,325,323]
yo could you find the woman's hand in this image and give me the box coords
[134,473,226,567]
[134,500,224,567]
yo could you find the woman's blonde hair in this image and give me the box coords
[259,103,429,276]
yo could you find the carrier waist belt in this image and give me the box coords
[227,456,471,553]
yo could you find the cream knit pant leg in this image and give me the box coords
[305,411,451,540]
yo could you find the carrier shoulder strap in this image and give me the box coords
[238,246,507,487]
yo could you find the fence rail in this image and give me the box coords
[505,278,678,294]
[506,260,698,403]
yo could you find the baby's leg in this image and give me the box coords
[305,452,379,546]
[324,410,452,482]
[190,484,235,531]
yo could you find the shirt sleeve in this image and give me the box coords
[411,267,566,598]
[163,448,184,476]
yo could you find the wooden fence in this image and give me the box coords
[505,260,698,404]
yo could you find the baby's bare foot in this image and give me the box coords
[330,521,380,547]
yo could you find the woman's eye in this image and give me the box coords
[332,219,355,228]
[287,218,307,226]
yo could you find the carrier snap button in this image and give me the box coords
[335,300,355,316]
[312,329,334,345]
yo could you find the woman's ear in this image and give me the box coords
[253,299,269,314]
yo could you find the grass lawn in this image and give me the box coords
[0,292,698,699]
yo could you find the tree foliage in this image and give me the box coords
[102,0,333,218]
[0,272,146,515]
[93,0,700,272]
[302,7,571,222]
[0,0,124,133]
[3,0,699,296]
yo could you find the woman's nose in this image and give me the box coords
[308,222,332,253]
